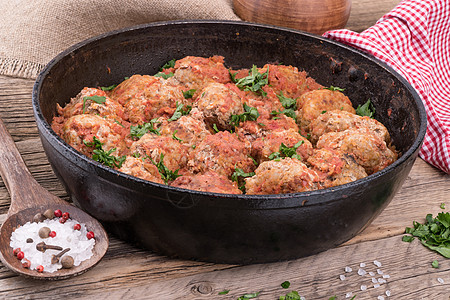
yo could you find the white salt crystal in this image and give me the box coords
[377,269,383,275]
[360,285,367,291]
[346,292,353,298]
[383,274,390,279]
[369,271,375,276]
[345,266,352,273]
[374,260,382,267]
[378,278,386,284]
[300,297,306,300]
[372,277,378,284]
[10,218,95,273]
[374,284,381,288]
[360,262,366,268]
[386,290,391,297]
[437,278,444,284]
[377,296,385,300]
[358,268,367,276]
[340,274,346,281]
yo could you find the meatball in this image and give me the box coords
[245,158,321,195]
[187,131,254,178]
[316,128,397,175]
[296,89,355,131]
[307,148,367,188]
[251,129,313,163]
[124,77,186,124]
[110,75,158,106]
[170,171,242,194]
[172,55,231,91]
[130,133,190,172]
[309,110,391,144]
[57,87,126,123]
[118,156,164,184]
[195,82,244,131]
[159,115,211,148]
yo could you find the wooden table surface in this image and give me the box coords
[1,0,449,299]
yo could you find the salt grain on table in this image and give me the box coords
[345,266,352,273]
[377,269,383,274]
[358,268,366,276]
[369,271,375,276]
[10,218,95,273]
[374,260,382,267]
[360,285,367,291]
[340,274,346,281]
[386,290,391,297]
[345,292,353,298]
[437,277,444,284]
[360,262,366,268]
[383,274,390,279]
[377,296,385,300]
[374,283,381,288]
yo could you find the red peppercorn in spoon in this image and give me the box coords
[0,118,108,280]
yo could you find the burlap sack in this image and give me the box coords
[0,0,239,79]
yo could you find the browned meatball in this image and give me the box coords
[194,82,244,131]
[61,114,128,157]
[118,156,164,184]
[296,89,355,131]
[159,115,211,148]
[187,131,254,178]
[251,129,313,163]
[245,157,321,195]
[316,128,397,175]
[170,171,242,194]
[172,56,231,91]
[124,77,186,124]
[307,148,367,188]
[57,87,126,123]
[309,110,391,144]
[110,75,158,106]
[130,133,190,172]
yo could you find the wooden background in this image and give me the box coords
[1,0,450,299]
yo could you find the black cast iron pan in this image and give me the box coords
[32,20,427,264]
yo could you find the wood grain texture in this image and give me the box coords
[346,0,402,32]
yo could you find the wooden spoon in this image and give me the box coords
[0,118,108,280]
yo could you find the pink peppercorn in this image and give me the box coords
[62,212,70,220]
[22,259,31,269]
[73,224,81,231]
[16,251,24,260]
[59,217,66,224]
[36,265,44,273]
[54,209,62,218]
[86,231,95,240]
[49,231,56,238]
[13,248,21,256]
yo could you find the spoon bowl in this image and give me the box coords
[0,118,108,280]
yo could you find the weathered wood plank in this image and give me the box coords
[346,0,402,32]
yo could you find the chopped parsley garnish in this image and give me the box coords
[403,212,450,258]
[100,84,118,91]
[182,89,196,99]
[149,153,181,184]
[168,102,192,122]
[218,290,230,295]
[82,95,106,113]
[230,103,260,128]
[172,130,183,142]
[271,108,296,120]
[231,167,255,192]
[279,290,301,300]
[212,124,220,133]
[277,91,297,110]
[160,58,176,71]
[269,141,304,161]
[231,65,269,97]
[281,281,291,289]
[130,119,161,139]
[324,86,345,92]
[237,292,261,300]
[402,235,415,242]
[154,72,174,79]
[441,203,446,209]
[356,99,375,118]
[114,119,125,127]
[83,136,125,168]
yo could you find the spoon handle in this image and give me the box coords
[0,118,65,216]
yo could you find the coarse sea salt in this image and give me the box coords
[345,266,352,273]
[10,218,95,273]
[358,268,367,276]
[340,274,346,281]
[374,260,382,267]
[437,278,444,284]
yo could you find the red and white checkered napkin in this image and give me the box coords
[323,0,450,174]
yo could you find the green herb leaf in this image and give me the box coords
[230,103,260,128]
[402,235,415,242]
[277,91,297,110]
[172,130,183,143]
[232,65,269,97]
[432,260,439,268]
[269,141,304,161]
[83,136,125,168]
[218,290,230,295]
[324,86,345,92]
[356,99,375,118]
[212,124,220,133]
[160,59,176,71]
[237,292,261,300]
[82,95,107,113]
[100,84,118,91]
[441,203,446,210]
[231,167,255,192]
[130,119,161,139]
[281,281,290,289]
[183,89,196,99]
[328,296,337,300]
[154,72,174,79]
[279,291,301,300]
[149,153,181,184]
[168,102,192,122]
